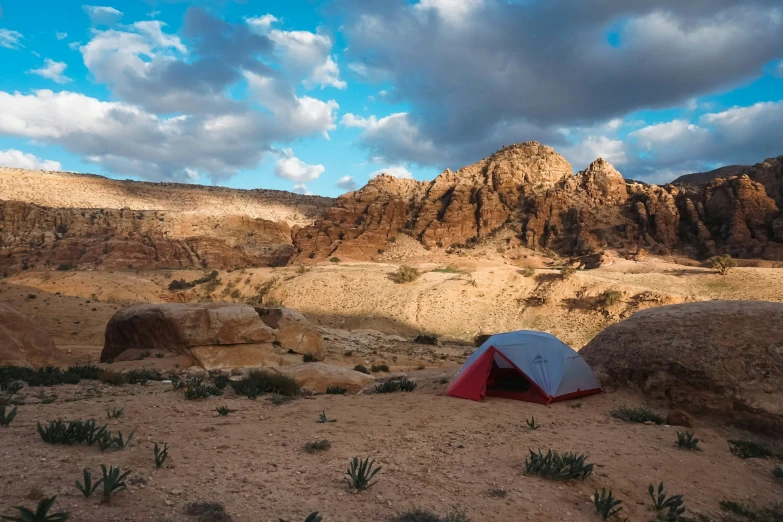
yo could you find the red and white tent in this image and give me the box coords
[447,330,602,404]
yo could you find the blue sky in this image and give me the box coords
[0,0,782,196]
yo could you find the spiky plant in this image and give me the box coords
[75,469,103,499]
[346,457,382,491]
[326,385,346,395]
[675,431,700,451]
[153,442,168,468]
[111,430,134,449]
[215,406,234,416]
[593,488,623,520]
[375,377,417,394]
[610,406,664,425]
[524,449,594,481]
[317,411,335,424]
[648,483,686,520]
[526,417,539,430]
[0,496,69,521]
[106,407,123,420]
[212,374,231,390]
[0,405,17,427]
[100,465,131,503]
[97,431,113,452]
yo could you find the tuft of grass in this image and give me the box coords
[728,439,773,459]
[431,266,464,274]
[375,377,417,394]
[184,378,222,400]
[524,449,594,481]
[154,442,168,468]
[1,496,69,522]
[106,407,123,420]
[100,465,131,503]
[346,456,382,491]
[230,369,301,399]
[525,417,539,430]
[371,364,390,373]
[675,431,700,451]
[413,334,439,345]
[597,290,622,308]
[0,405,17,427]
[185,502,232,522]
[353,365,369,375]
[390,509,470,522]
[326,385,346,395]
[648,482,686,520]
[593,488,623,520]
[610,405,664,425]
[304,440,331,453]
[75,469,102,499]
[395,265,421,283]
[215,406,235,416]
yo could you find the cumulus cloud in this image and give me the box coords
[0,149,62,171]
[342,112,444,165]
[268,28,346,89]
[336,175,358,191]
[274,149,325,183]
[29,59,72,84]
[370,166,414,179]
[0,28,22,49]
[83,5,123,26]
[292,183,313,195]
[245,14,278,33]
[560,136,628,170]
[56,32,68,40]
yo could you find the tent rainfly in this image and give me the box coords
[447,330,602,404]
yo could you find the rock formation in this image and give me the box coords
[0,303,71,368]
[271,363,374,394]
[291,143,783,262]
[580,301,783,435]
[101,303,325,369]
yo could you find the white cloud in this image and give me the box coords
[56,32,68,40]
[414,0,484,25]
[629,120,711,150]
[83,5,123,26]
[268,28,346,89]
[245,14,278,33]
[0,149,62,171]
[29,59,72,84]
[561,136,627,170]
[292,183,313,195]
[370,166,414,179]
[274,148,325,183]
[341,112,442,165]
[68,41,81,51]
[336,175,358,191]
[0,28,23,49]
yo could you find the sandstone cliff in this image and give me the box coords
[291,143,783,262]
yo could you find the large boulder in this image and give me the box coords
[271,363,374,394]
[101,303,325,369]
[0,304,71,368]
[581,301,783,435]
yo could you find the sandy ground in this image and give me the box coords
[0,373,780,522]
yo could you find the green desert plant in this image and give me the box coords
[212,374,231,390]
[230,369,301,399]
[75,469,102,499]
[279,514,322,522]
[593,488,623,520]
[184,379,222,400]
[215,406,235,416]
[1,496,69,522]
[610,405,664,425]
[304,440,331,453]
[0,405,17,427]
[346,456,382,491]
[1,380,24,394]
[123,369,162,385]
[525,417,539,430]
[395,265,421,283]
[37,419,107,445]
[709,254,736,275]
[325,385,346,395]
[353,365,369,375]
[375,377,417,394]
[648,483,686,520]
[675,431,700,451]
[728,439,773,459]
[106,407,123,420]
[317,411,336,423]
[100,465,131,503]
[111,430,134,449]
[154,443,168,468]
[524,449,594,481]
[97,431,113,452]
[371,364,390,373]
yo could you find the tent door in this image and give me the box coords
[484,350,550,404]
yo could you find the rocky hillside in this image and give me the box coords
[291,143,783,262]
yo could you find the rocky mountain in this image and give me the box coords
[291,142,783,262]
[672,165,747,186]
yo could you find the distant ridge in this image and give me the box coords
[672,165,748,186]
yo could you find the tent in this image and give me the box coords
[447,330,602,404]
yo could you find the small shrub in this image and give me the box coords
[353,365,369,375]
[230,369,301,398]
[75,469,102,499]
[610,405,664,425]
[212,374,231,390]
[325,385,346,395]
[185,502,232,522]
[375,377,417,394]
[106,407,123,420]
[648,482,686,520]
[413,334,438,345]
[304,440,331,453]
[525,417,539,430]
[184,379,222,400]
[100,464,131,503]
[68,365,101,380]
[597,290,622,308]
[560,266,577,279]
[675,431,700,451]
[728,439,773,459]
[395,265,421,283]
[296,265,308,275]
[593,488,623,520]
[303,353,317,363]
[154,442,168,468]
[520,266,535,277]
[0,405,17,427]
[371,364,390,373]
[1,496,69,521]
[215,406,235,416]
[37,419,107,446]
[346,456,382,491]
[124,369,162,385]
[329,257,340,263]
[524,449,594,481]
[709,254,735,275]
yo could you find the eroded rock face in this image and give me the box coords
[0,304,71,368]
[580,301,783,435]
[291,145,783,262]
[101,303,325,369]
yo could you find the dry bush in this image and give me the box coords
[395,265,421,283]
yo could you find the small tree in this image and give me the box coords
[709,255,735,275]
